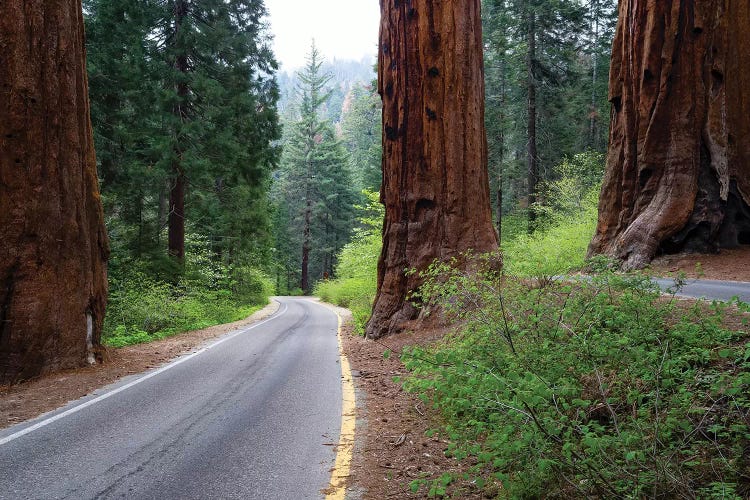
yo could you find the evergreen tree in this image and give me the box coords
[340,83,383,192]
[1,0,109,382]
[272,44,358,294]
[85,0,280,272]
[482,0,614,233]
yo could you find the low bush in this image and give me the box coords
[501,204,597,278]
[403,256,750,498]
[500,151,603,278]
[103,260,273,348]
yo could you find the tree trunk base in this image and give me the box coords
[589,1,750,269]
[366,0,498,338]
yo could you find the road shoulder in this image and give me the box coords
[0,301,279,430]
[335,312,488,499]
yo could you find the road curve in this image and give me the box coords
[653,277,750,303]
[0,297,343,500]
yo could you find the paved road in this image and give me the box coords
[0,298,342,500]
[653,277,750,303]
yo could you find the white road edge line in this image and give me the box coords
[0,301,289,447]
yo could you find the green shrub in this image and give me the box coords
[103,262,271,348]
[404,256,750,498]
[502,202,597,277]
[229,266,275,304]
[500,151,603,278]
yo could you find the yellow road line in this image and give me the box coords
[326,310,356,500]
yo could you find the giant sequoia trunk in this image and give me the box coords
[0,0,110,383]
[366,0,499,339]
[589,1,750,269]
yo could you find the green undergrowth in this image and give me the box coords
[501,152,601,278]
[501,206,596,277]
[104,259,274,348]
[315,190,381,333]
[401,255,750,498]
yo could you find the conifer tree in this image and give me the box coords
[340,83,383,192]
[273,44,358,294]
[85,0,280,269]
[1,0,109,382]
[482,0,611,230]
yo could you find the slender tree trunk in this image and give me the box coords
[0,0,110,383]
[367,0,499,339]
[589,0,600,149]
[168,0,188,262]
[527,9,539,234]
[301,196,312,295]
[158,180,169,244]
[589,1,750,269]
[496,59,507,243]
[168,169,186,260]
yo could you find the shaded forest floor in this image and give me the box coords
[650,245,750,281]
[0,302,279,430]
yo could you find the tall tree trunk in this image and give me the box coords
[300,176,312,295]
[168,0,188,262]
[168,170,186,260]
[158,180,169,245]
[495,58,507,243]
[589,0,600,149]
[0,0,110,383]
[589,1,750,269]
[526,8,539,234]
[367,0,499,339]
[301,194,312,295]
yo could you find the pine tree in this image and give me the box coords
[482,0,610,231]
[85,0,280,271]
[273,44,358,294]
[340,83,383,192]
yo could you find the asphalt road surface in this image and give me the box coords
[653,277,750,303]
[0,297,342,500]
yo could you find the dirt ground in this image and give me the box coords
[650,246,750,281]
[340,317,494,499]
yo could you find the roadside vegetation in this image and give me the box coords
[318,152,750,498]
[316,191,383,334]
[103,238,273,348]
[405,262,750,498]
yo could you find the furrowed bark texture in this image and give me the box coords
[367,0,498,339]
[0,0,110,383]
[589,1,750,269]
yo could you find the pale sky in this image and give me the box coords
[264,0,380,71]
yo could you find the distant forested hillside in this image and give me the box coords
[277,55,376,123]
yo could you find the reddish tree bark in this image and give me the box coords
[0,0,110,383]
[589,1,750,269]
[168,0,189,262]
[366,0,499,339]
